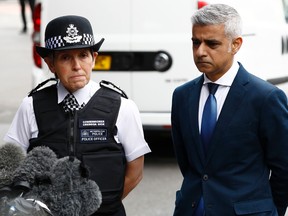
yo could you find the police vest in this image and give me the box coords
[28,82,127,214]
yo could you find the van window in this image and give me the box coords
[284,0,288,22]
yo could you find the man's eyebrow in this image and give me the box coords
[191,38,200,41]
[204,39,220,43]
[191,38,220,43]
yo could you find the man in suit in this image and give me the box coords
[171,4,288,216]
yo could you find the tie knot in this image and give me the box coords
[64,93,78,104]
[62,94,84,112]
[208,83,219,95]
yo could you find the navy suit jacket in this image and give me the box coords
[171,63,288,216]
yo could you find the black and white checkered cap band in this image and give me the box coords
[45,36,65,49]
[83,34,95,45]
[45,34,94,49]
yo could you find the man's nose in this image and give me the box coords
[195,43,207,57]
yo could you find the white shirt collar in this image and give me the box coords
[203,61,239,86]
[57,80,99,105]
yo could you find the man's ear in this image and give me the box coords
[232,36,243,55]
[44,56,56,73]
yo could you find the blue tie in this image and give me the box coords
[201,83,219,153]
[195,83,219,216]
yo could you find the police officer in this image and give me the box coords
[4,15,151,216]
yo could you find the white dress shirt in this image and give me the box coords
[198,61,239,132]
[4,80,151,162]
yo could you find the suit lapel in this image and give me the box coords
[188,76,207,164]
[205,64,250,163]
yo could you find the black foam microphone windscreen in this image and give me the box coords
[0,143,26,197]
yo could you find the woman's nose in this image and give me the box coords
[72,57,81,70]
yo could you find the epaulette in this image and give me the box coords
[28,78,58,97]
[99,80,128,99]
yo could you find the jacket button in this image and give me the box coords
[203,174,209,181]
[192,202,196,208]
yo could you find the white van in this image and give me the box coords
[32,0,288,132]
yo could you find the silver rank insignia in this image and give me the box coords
[63,24,82,43]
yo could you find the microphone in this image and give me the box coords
[0,144,102,216]
[0,143,26,198]
[12,146,58,193]
[0,144,54,215]
[28,155,102,216]
[12,146,102,216]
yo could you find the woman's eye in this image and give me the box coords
[60,55,70,60]
[81,52,89,58]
